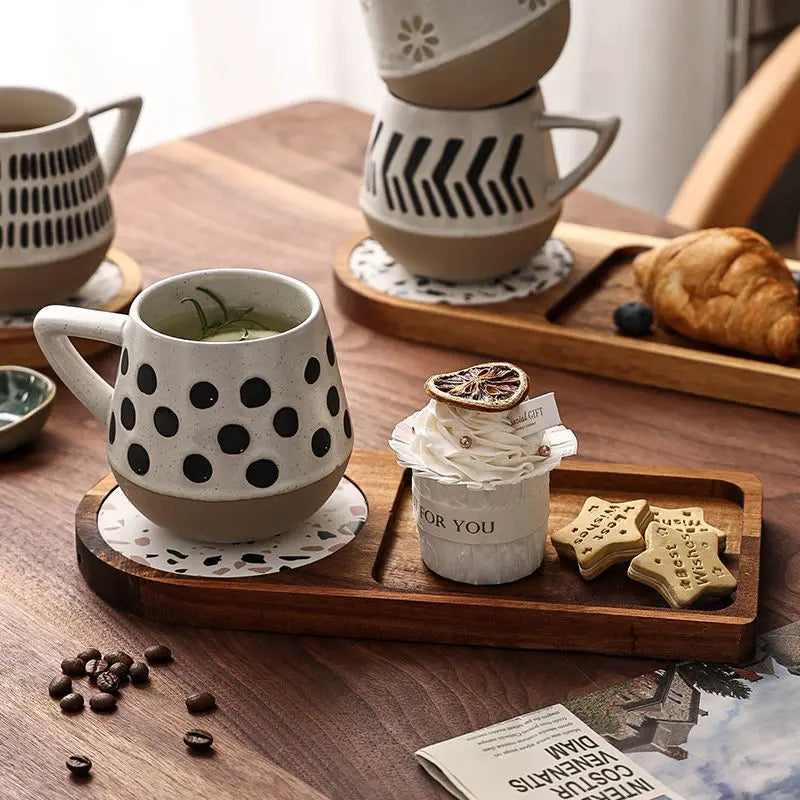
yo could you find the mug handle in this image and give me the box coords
[34,306,126,423]
[87,96,143,182]
[537,114,620,206]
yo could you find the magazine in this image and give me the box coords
[416,621,800,800]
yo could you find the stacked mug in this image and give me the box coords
[359,0,620,281]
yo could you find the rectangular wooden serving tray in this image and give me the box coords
[333,223,800,415]
[77,450,763,662]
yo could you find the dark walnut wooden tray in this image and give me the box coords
[334,223,800,415]
[76,449,762,662]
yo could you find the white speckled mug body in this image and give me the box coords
[109,269,352,498]
[35,269,353,541]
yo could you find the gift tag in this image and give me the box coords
[508,393,562,441]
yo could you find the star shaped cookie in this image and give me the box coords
[650,505,727,553]
[551,496,653,580]
[627,521,737,608]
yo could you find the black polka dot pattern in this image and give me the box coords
[326,337,335,366]
[312,428,331,458]
[343,410,352,439]
[273,407,298,438]
[326,386,340,416]
[240,378,270,408]
[120,349,129,375]
[218,424,250,454]
[120,397,136,430]
[304,357,320,385]
[246,459,279,488]
[127,443,149,475]
[137,363,157,395]
[153,407,179,438]
[108,412,116,444]
[190,381,218,409]
[183,454,213,483]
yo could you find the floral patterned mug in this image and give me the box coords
[360,0,570,109]
[34,269,354,542]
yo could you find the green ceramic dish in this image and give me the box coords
[0,366,55,454]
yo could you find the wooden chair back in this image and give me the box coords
[669,24,800,230]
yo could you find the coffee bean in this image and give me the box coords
[103,651,134,668]
[89,692,117,712]
[66,755,92,776]
[84,659,109,681]
[60,693,85,713]
[77,648,101,663]
[128,662,149,684]
[48,675,73,698]
[109,662,130,680]
[183,729,214,751]
[185,692,216,713]
[143,644,172,663]
[60,658,85,678]
[96,672,120,694]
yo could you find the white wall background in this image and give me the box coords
[0,0,730,215]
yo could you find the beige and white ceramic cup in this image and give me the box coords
[34,269,354,542]
[0,87,141,312]
[360,87,619,281]
[360,0,570,109]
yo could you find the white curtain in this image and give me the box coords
[1,0,729,216]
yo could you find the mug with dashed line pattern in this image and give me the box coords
[0,87,141,311]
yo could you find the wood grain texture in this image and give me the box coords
[334,224,800,414]
[1,101,798,800]
[0,247,141,368]
[76,450,762,662]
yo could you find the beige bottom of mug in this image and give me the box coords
[383,1,570,109]
[363,207,561,282]
[113,459,350,543]
[0,235,112,312]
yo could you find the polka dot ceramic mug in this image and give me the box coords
[34,269,354,542]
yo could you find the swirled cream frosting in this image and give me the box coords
[405,399,544,484]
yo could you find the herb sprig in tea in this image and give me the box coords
[180,287,271,341]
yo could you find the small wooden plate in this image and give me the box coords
[76,449,762,662]
[0,247,141,367]
[334,223,800,415]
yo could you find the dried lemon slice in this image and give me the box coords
[424,362,529,412]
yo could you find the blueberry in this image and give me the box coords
[613,302,653,337]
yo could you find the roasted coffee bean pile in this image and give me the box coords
[50,643,219,777]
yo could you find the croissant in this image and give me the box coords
[633,227,800,362]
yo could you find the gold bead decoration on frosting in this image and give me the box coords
[459,435,472,449]
[537,444,551,457]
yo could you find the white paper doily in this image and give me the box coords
[97,476,368,578]
[349,237,572,305]
[0,259,123,327]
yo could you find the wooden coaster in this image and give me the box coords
[0,247,141,367]
[76,448,762,661]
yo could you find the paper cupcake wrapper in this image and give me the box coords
[390,416,577,490]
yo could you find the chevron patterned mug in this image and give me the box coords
[360,87,620,281]
[361,0,570,109]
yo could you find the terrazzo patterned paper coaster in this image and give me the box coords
[349,237,572,305]
[0,259,122,327]
[97,476,368,578]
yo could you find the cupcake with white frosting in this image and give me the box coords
[390,362,576,585]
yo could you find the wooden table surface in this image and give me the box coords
[2,101,798,799]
